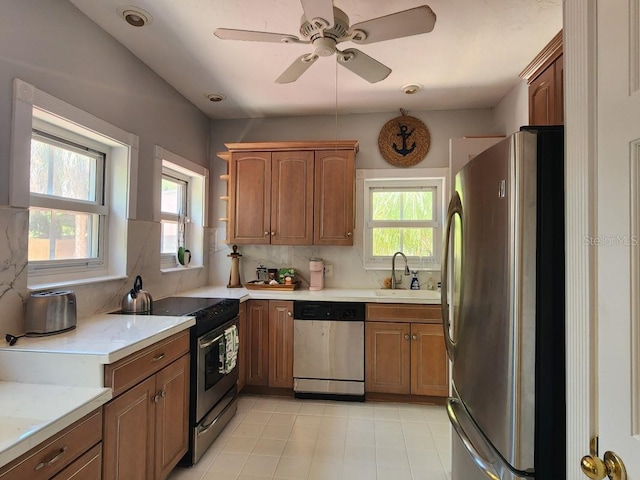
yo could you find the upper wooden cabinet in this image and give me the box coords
[223,141,358,246]
[521,30,563,126]
[314,149,355,245]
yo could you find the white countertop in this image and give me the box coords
[0,382,111,468]
[0,285,438,469]
[176,286,443,304]
[0,314,194,469]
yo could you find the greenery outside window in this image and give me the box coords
[364,177,444,270]
[155,146,208,271]
[29,130,108,269]
[161,168,189,268]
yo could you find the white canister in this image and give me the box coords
[309,258,324,291]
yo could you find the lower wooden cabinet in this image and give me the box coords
[244,300,293,389]
[365,304,449,398]
[268,300,294,388]
[102,332,190,480]
[245,300,270,386]
[0,410,102,480]
[237,302,247,392]
[51,443,102,480]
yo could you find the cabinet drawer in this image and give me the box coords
[366,303,442,323]
[104,330,189,397]
[51,443,101,480]
[0,410,102,480]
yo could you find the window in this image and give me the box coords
[362,172,446,270]
[155,146,208,270]
[160,168,189,266]
[29,130,107,267]
[11,78,138,287]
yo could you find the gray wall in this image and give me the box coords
[208,109,501,287]
[0,0,210,219]
[0,0,212,332]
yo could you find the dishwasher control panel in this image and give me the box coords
[293,301,365,321]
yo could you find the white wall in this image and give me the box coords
[493,79,529,135]
[208,109,501,288]
[0,0,212,333]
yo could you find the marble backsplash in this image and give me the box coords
[207,227,441,291]
[0,207,209,335]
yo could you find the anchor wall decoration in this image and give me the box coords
[378,109,430,167]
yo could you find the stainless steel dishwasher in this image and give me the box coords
[293,301,366,401]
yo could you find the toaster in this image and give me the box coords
[25,290,77,336]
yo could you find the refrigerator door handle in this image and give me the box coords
[441,192,463,361]
[447,397,534,480]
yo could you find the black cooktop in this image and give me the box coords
[150,296,227,316]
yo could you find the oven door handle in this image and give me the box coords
[199,333,224,349]
[197,391,237,437]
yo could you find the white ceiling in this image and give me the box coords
[67,0,563,120]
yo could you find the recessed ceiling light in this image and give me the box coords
[207,93,226,103]
[117,6,152,27]
[402,84,422,94]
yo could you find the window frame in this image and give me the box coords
[11,78,139,288]
[160,167,190,268]
[28,128,109,271]
[360,170,448,271]
[154,146,208,271]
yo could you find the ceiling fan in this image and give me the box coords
[214,1,436,84]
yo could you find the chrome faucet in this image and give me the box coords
[391,251,410,289]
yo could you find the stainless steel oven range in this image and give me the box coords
[118,296,240,466]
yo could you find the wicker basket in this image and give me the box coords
[378,114,430,167]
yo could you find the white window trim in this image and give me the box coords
[357,168,449,271]
[154,146,208,271]
[10,78,139,287]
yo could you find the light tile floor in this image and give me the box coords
[168,394,452,480]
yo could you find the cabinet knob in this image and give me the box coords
[347,232,353,237]
[412,334,418,340]
[264,231,269,236]
[271,231,275,236]
[287,311,292,317]
[404,334,410,340]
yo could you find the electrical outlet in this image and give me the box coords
[324,265,333,277]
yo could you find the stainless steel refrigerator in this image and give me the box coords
[441,126,565,480]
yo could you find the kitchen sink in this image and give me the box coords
[374,289,441,300]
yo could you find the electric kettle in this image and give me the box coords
[121,275,153,313]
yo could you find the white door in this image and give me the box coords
[565,0,640,479]
[592,0,640,475]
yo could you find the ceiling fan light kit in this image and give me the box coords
[214,1,436,84]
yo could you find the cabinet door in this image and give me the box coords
[365,322,410,394]
[271,151,314,245]
[246,300,270,386]
[237,302,247,392]
[528,63,556,125]
[229,152,271,244]
[268,300,294,388]
[554,54,564,124]
[410,324,449,397]
[103,376,155,480]
[154,354,190,479]
[313,150,355,245]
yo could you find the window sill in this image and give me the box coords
[29,273,128,291]
[160,264,204,274]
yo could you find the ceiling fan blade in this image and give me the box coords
[300,0,334,27]
[337,48,391,83]
[275,54,319,83]
[214,28,304,44]
[350,5,436,44]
